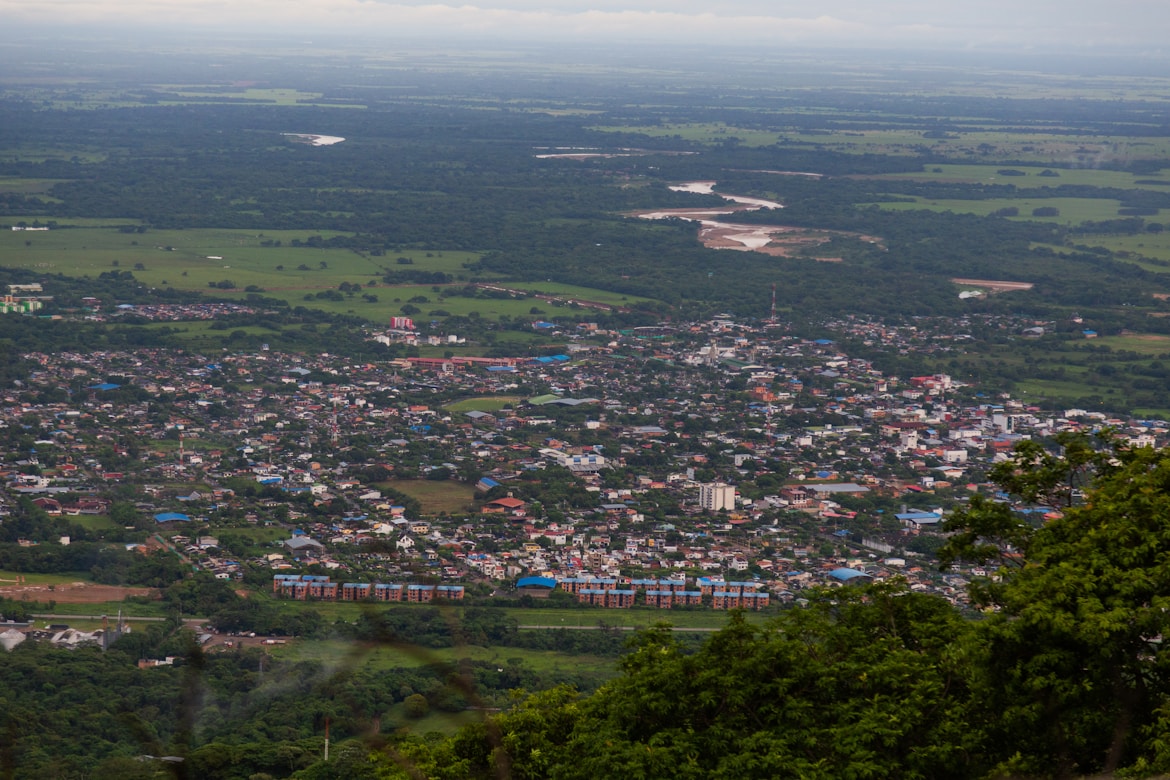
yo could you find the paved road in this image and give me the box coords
[31,613,204,624]
[517,624,720,632]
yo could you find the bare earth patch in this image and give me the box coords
[951,278,1035,293]
[635,191,880,259]
[0,582,159,603]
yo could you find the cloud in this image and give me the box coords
[2,0,1169,49]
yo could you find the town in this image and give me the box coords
[1,301,1155,643]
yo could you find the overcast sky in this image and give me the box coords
[3,0,1168,52]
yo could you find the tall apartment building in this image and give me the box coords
[699,482,736,512]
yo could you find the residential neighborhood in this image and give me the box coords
[1,311,1157,625]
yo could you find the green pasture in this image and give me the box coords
[1065,232,1170,264]
[870,196,1125,224]
[23,599,168,618]
[0,222,650,326]
[872,163,1170,190]
[0,570,94,586]
[69,515,121,532]
[381,480,478,515]
[0,226,366,281]
[1028,240,1170,275]
[444,396,523,413]
[1012,377,1106,403]
[1093,334,1170,356]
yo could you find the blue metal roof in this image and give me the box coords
[829,568,871,582]
[517,576,557,589]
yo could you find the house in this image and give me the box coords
[283,536,325,555]
[484,496,527,514]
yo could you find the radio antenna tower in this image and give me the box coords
[769,284,776,325]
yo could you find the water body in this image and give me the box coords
[667,180,784,210]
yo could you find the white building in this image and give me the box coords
[699,482,736,512]
[539,448,607,473]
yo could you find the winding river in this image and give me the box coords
[635,181,792,252]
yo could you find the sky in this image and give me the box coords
[2,0,1169,52]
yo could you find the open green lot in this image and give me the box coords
[444,396,524,413]
[381,480,478,515]
[68,514,121,532]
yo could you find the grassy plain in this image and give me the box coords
[1066,232,1170,264]
[870,196,1125,224]
[0,224,647,326]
